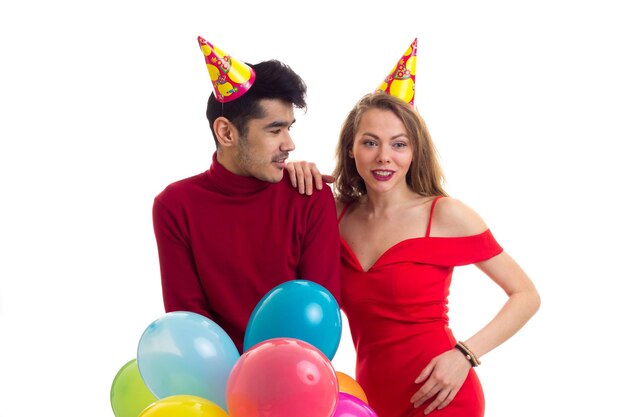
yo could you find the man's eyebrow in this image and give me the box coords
[263,119,296,129]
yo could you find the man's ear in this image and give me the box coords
[213,117,238,148]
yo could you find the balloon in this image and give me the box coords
[227,338,339,417]
[243,279,342,359]
[139,395,229,417]
[137,311,239,410]
[336,371,369,404]
[110,359,157,417]
[332,392,378,417]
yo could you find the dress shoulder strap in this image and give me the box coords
[337,202,351,224]
[425,196,444,238]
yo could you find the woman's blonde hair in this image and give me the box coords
[333,92,448,203]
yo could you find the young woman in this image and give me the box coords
[287,92,540,417]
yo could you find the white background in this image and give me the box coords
[1,1,625,416]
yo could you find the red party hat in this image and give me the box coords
[376,38,418,106]
[198,36,256,103]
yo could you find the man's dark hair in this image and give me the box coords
[206,60,307,145]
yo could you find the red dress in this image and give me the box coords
[339,197,503,417]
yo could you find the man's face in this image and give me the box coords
[234,99,296,183]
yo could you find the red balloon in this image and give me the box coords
[226,338,338,417]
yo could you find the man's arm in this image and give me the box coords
[296,186,341,305]
[152,197,214,318]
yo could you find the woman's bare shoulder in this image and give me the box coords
[431,196,488,237]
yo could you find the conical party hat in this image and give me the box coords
[198,36,256,103]
[376,38,418,106]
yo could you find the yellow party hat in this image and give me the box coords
[198,36,256,103]
[376,38,418,106]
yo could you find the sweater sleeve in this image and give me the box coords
[296,186,342,306]
[152,196,214,319]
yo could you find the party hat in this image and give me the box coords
[197,36,256,103]
[376,38,418,106]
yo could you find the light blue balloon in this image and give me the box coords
[243,279,342,360]
[136,311,239,410]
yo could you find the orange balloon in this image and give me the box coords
[336,371,368,404]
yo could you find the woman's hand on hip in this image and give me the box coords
[410,348,472,414]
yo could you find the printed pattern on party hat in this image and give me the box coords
[376,38,418,106]
[198,36,256,103]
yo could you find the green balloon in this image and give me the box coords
[111,359,157,417]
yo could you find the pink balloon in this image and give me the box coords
[226,338,338,417]
[333,393,378,417]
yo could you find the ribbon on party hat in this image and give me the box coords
[376,38,418,106]
[197,36,256,103]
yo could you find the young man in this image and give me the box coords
[152,39,340,352]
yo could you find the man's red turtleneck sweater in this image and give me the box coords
[152,153,341,352]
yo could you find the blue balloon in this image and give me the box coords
[136,311,239,410]
[243,279,342,360]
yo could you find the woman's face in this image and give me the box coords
[350,108,413,195]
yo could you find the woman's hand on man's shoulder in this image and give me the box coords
[285,160,335,195]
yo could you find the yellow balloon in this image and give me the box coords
[336,371,368,404]
[389,78,415,104]
[139,395,229,417]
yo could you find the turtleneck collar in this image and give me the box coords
[205,152,272,197]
